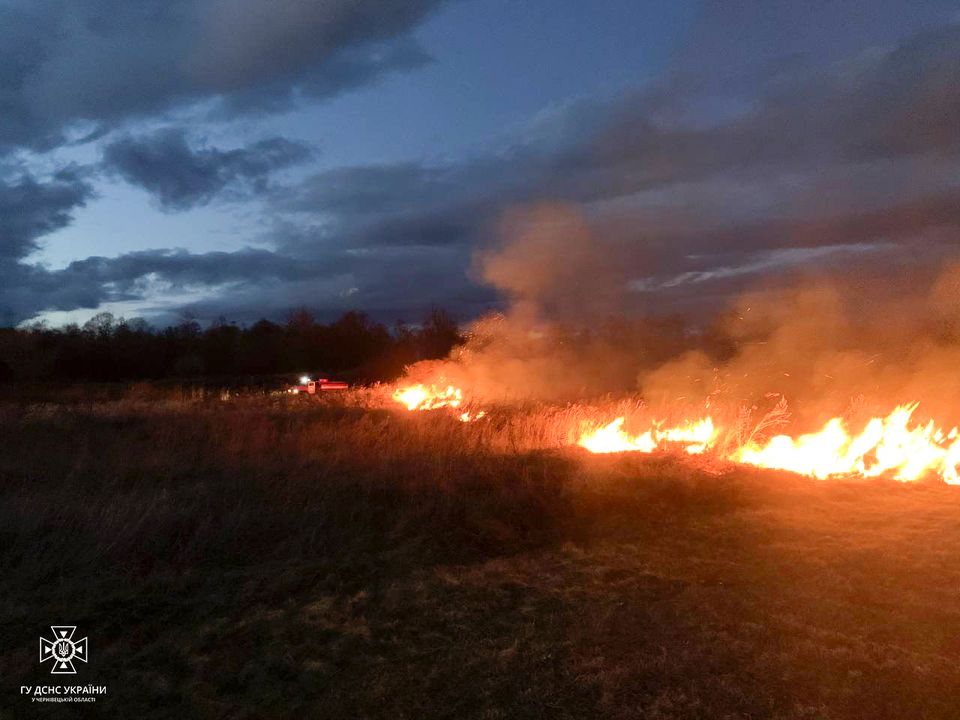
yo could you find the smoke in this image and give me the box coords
[400,204,687,403]
[400,200,960,430]
[395,7,960,418]
[477,205,628,327]
[641,262,960,427]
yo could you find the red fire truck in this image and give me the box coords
[288,375,349,394]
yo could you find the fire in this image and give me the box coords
[734,404,960,483]
[392,377,960,483]
[578,416,717,455]
[577,403,960,483]
[392,383,463,411]
[392,382,490,422]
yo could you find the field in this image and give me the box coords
[2,390,960,719]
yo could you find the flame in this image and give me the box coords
[392,383,463,411]
[734,404,960,483]
[392,378,960,483]
[392,382,492,423]
[577,403,960,483]
[578,416,717,455]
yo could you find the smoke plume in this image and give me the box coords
[401,200,960,434]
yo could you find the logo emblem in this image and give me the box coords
[39,626,88,674]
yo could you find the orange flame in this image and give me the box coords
[734,404,960,483]
[577,404,960,483]
[392,379,960,483]
[393,383,490,422]
[392,384,463,411]
[578,416,717,455]
[458,410,486,422]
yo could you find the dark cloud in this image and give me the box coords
[7,14,960,327]
[554,24,960,199]
[103,129,311,210]
[669,187,960,264]
[0,240,486,326]
[251,22,960,326]
[214,37,432,116]
[277,23,960,251]
[0,0,447,151]
[62,248,313,288]
[0,168,94,262]
[1,247,319,326]
[0,0,448,322]
[0,262,106,327]
[173,245,498,325]
[677,0,958,76]
[276,161,512,254]
[186,0,440,92]
[284,163,460,218]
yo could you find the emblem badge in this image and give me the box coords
[39,626,88,674]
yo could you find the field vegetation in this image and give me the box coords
[2,388,959,718]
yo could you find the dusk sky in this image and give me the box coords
[1,0,958,327]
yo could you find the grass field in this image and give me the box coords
[2,391,960,718]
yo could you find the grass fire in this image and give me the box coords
[4,382,960,718]
[4,2,960,718]
[9,235,960,720]
[391,382,960,483]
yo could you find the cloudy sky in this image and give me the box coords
[1,0,958,327]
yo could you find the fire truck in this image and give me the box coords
[288,375,349,394]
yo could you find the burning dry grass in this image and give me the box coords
[387,379,960,484]
[2,388,960,718]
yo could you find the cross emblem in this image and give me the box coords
[39,626,88,674]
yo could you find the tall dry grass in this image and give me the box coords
[3,387,959,719]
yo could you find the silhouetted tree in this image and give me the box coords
[418,307,462,359]
[0,307,468,384]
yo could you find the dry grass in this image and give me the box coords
[1,389,959,718]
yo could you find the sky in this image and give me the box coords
[1,0,958,327]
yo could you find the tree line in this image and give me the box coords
[0,308,462,384]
